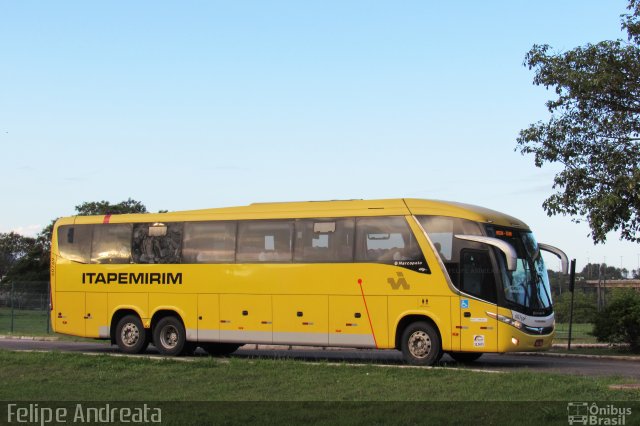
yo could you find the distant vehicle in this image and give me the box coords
[50,198,567,365]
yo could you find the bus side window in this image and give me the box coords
[57,225,93,264]
[182,221,236,263]
[132,222,183,264]
[294,218,355,263]
[418,215,484,287]
[91,224,133,264]
[355,217,422,263]
[417,216,453,261]
[237,220,294,263]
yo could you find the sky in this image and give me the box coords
[1,1,638,273]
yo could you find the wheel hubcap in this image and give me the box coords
[160,325,179,348]
[121,323,140,347]
[408,330,431,359]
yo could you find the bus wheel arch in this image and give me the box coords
[151,310,188,356]
[395,315,443,366]
[111,310,149,354]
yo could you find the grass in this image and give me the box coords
[0,350,638,425]
[553,323,597,344]
[0,307,51,335]
[549,347,639,357]
[1,351,638,402]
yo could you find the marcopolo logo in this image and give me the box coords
[567,402,632,425]
[387,272,410,290]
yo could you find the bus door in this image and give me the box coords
[55,291,108,338]
[54,292,85,336]
[84,291,108,338]
[458,249,498,352]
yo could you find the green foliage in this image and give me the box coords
[75,198,148,216]
[593,289,640,352]
[581,263,624,280]
[1,243,50,283]
[546,270,563,295]
[517,0,640,244]
[548,263,627,296]
[0,351,638,403]
[552,291,597,323]
[1,199,149,283]
[0,232,35,279]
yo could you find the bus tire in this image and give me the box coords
[153,316,186,356]
[400,321,442,366]
[115,315,149,354]
[200,343,242,356]
[449,352,483,363]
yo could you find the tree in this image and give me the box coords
[0,232,35,280]
[553,291,598,323]
[1,242,50,283]
[75,198,148,216]
[546,269,564,296]
[593,288,640,352]
[517,1,640,244]
[581,263,625,280]
[1,199,150,283]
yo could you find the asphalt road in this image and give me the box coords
[0,338,637,379]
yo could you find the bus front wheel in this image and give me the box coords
[153,316,186,356]
[400,321,442,366]
[115,315,149,354]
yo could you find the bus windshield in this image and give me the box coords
[487,227,552,315]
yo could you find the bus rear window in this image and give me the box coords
[57,225,92,263]
[132,223,183,264]
[91,224,132,264]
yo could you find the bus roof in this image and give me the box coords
[59,198,530,230]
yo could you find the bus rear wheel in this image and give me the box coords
[115,315,149,354]
[400,321,442,366]
[153,316,186,356]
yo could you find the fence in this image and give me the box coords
[553,323,595,344]
[0,281,51,335]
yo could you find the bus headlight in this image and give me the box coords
[487,312,523,330]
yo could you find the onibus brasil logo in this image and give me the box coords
[567,402,632,425]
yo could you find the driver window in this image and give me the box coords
[460,249,497,303]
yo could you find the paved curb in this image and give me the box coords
[552,343,615,349]
[0,335,60,342]
[2,336,639,362]
[514,351,640,362]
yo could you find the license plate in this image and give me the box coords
[534,339,544,347]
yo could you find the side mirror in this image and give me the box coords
[538,243,569,274]
[454,235,518,271]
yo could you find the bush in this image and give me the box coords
[552,291,597,323]
[592,289,640,352]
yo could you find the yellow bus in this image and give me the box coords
[50,198,567,365]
